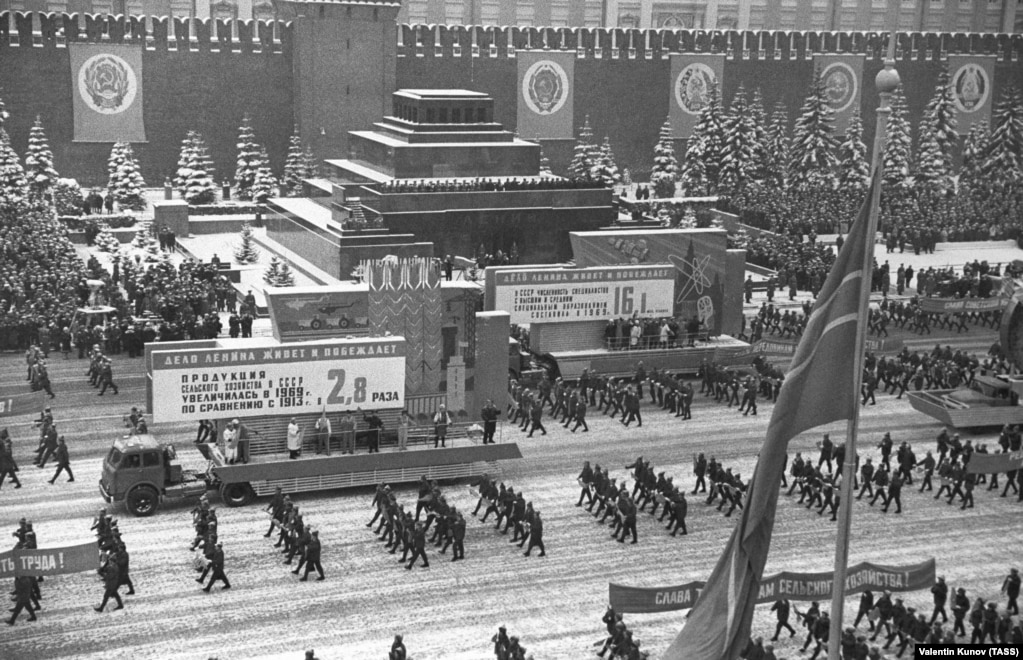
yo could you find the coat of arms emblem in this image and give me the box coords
[951,63,989,113]
[77,53,138,115]
[821,62,857,113]
[674,63,717,115]
[522,60,569,116]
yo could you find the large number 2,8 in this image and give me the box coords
[327,369,367,404]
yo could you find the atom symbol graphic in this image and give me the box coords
[670,253,712,302]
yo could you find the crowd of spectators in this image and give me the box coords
[744,234,836,294]
[723,182,1023,244]
[0,203,90,351]
[376,176,605,194]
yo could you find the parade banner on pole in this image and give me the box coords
[516,50,575,140]
[813,54,864,132]
[609,559,936,614]
[669,54,725,138]
[0,541,100,578]
[918,296,1007,314]
[947,55,996,136]
[69,43,146,143]
[0,390,47,418]
[966,449,1023,475]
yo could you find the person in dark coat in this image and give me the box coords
[95,552,124,611]
[389,634,407,660]
[48,436,74,484]
[6,575,37,624]
[300,530,324,581]
[405,522,429,570]
[523,510,545,557]
[202,543,231,591]
[115,546,135,595]
[450,512,466,562]
[771,598,796,640]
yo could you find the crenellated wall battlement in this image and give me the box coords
[4,12,1021,61]
[1,10,289,54]
[394,23,1023,62]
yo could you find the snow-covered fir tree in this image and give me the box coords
[0,131,29,208]
[680,83,726,195]
[176,131,217,204]
[837,111,870,191]
[763,101,791,189]
[959,122,990,190]
[234,221,260,264]
[591,136,621,187]
[981,85,1023,186]
[882,85,913,189]
[568,116,597,181]
[747,89,770,183]
[24,116,59,200]
[251,148,278,203]
[281,127,309,197]
[719,86,759,195]
[53,178,83,216]
[276,261,296,287]
[921,68,958,179]
[106,141,147,211]
[914,121,949,192]
[651,118,680,199]
[234,114,262,200]
[94,223,122,253]
[789,70,838,187]
[263,255,282,285]
[302,147,318,179]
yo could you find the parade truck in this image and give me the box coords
[99,431,521,517]
[105,334,521,516]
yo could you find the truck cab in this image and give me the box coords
[99,434,208,516]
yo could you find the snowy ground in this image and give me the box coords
[0,317,1020,660]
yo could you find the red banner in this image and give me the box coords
[516,50,575,140]
[610,559,936,614]
[669,54,725,139]
[70,43,146,143]
[966,449,1023,475]
[0,541,100,578]
[919,296,1006,314]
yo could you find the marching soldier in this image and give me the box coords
[577,461,594,507]
[523,510,545,557]
[202,543,231,591]
[7,575,37,625]
[667,490,687,536]
[300,529,324,581]
[95,550,124,612]
[405,522,429,570]
[47,436,74,484]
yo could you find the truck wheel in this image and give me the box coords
[339,317,350,329]
[126,486,159,517]
[221,482,255,507]
[310,318,323,330]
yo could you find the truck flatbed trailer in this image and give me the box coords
[547,336,752,380]
[906,388,1023,429]
[204,442,523,502]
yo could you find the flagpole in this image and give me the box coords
[827,32,899,660]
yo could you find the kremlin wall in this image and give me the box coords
[2,7,1023,185]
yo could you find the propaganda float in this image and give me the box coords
[101,257,522,517]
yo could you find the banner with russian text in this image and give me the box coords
[966,449,1023,475]
[609,559,936,614]
[919,296,1006,314]
[516,50,575,140]
[0,541,100,578]
[947,55,996,136]
[669,54,725,139]
[70,43,146,143]
[813,54,864,132]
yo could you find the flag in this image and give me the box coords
[669,54,725,138]
[70,43,146,143]
[516,50,575,140]
[947,55,996,136]
[662,167,880,660]
[814,54,864,133]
